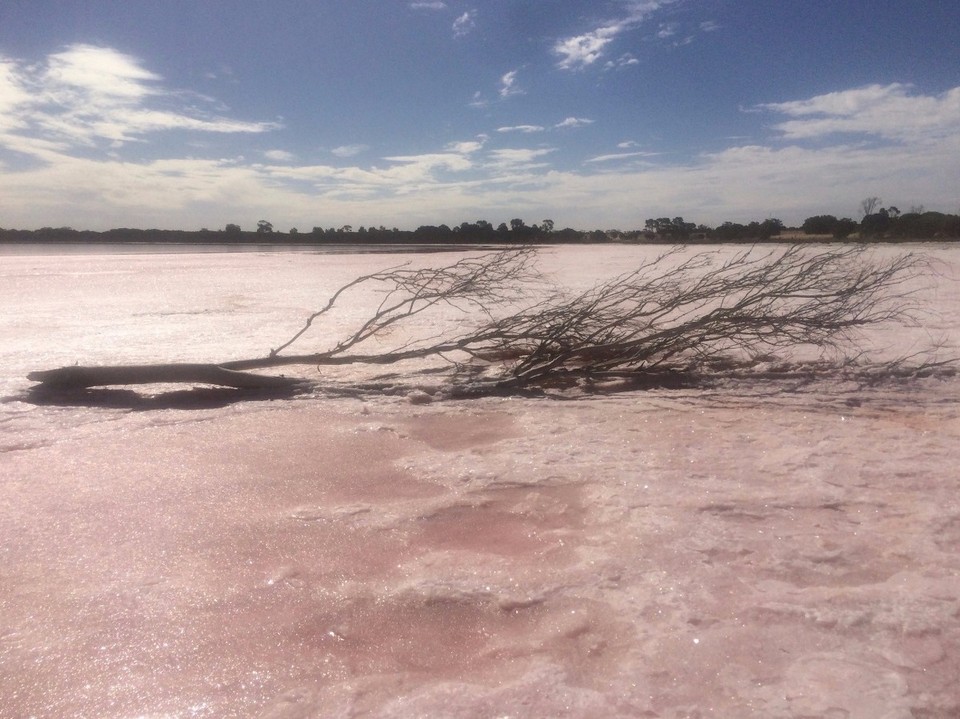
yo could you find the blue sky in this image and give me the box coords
[1,1,958,231]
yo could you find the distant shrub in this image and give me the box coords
[802,215,838,235]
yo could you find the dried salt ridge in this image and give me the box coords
[1,245,959,717]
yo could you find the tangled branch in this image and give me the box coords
[27,244,950,397]
[225,246,543,370]
[463,245,933,387]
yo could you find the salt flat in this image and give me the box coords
[2,244,959,717]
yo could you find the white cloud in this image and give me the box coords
[6,125,957,231]
[553,1,672,70]
[618,140,640,149]
[499,70,523,98]
[0,59,32,134]
[409,1,446,9]
[330,144,370,157]
[381,152,474,174]
[472,70,524,107]
[497,125,546,134]
[452,11,476,37]
[657,23,677,39]
[555,117,594,129]
[603,53,640,70]
[445,137,486,153]
[757,84,960,143]
[43,44,161,102]
[496,119,592,134]
[264,149,295,162]
[700,20,720,32]
[0,44,277,161]
[486,147,555,170]
[553,26,620,71]
[585,151,656,163]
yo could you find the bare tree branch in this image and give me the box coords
[25,244,952,398]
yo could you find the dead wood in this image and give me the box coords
[26,363,309,390]
[24,244,952,398]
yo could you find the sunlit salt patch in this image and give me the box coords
[277,579,637,708]
[288,504,374,523]
[411,486,585,560]
[748,653,912,719]
[373,663,640,718]
[754,577,960,636]
[264,565,305,589]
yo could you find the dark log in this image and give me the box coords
[26,363,309,390]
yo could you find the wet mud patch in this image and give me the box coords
[412,483,586,560]
[933,513,960,553]
[695,500,907,587]
[238,415,446,505]
[403,410,517,451]
[287,590,635,697]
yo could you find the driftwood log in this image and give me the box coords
[27,363,308,390]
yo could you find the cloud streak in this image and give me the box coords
[452,11,476,37]
[757,83,960,143]
[555,117,594,129]
[499,70,523,98]
[331,144,370,158]
[498,125,545,134]
[553,1,673,70]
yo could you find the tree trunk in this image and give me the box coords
[26,363,308,390]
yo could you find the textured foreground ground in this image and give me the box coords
[2,245,959,717]
[4,381,960,718]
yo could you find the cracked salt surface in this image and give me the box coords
[1,244,959,717]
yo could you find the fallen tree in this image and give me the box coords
[26,363,309,390]
[26,244,950,397]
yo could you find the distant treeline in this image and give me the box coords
[2,209,958,245]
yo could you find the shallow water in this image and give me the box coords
[2,244,959,717]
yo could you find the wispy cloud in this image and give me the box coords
[471,69,524,107]
[757,83,960,142]
[497,125,546,134]
[553,25,621,71]
[380,152,475,176]
[497,118,591,134]
[445,137,486,153]
[409,1,446,9]
[263,149,295,162]
[486,147,555,170]
[603,53,640,70]
[656,23,677,39]
[585,150,656,163]
[452,10,476,37]
[499,69,523,98]
[555,117,594,129]
[0,59,32,135]
[553,1,673,70]
[330,144,370,158]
